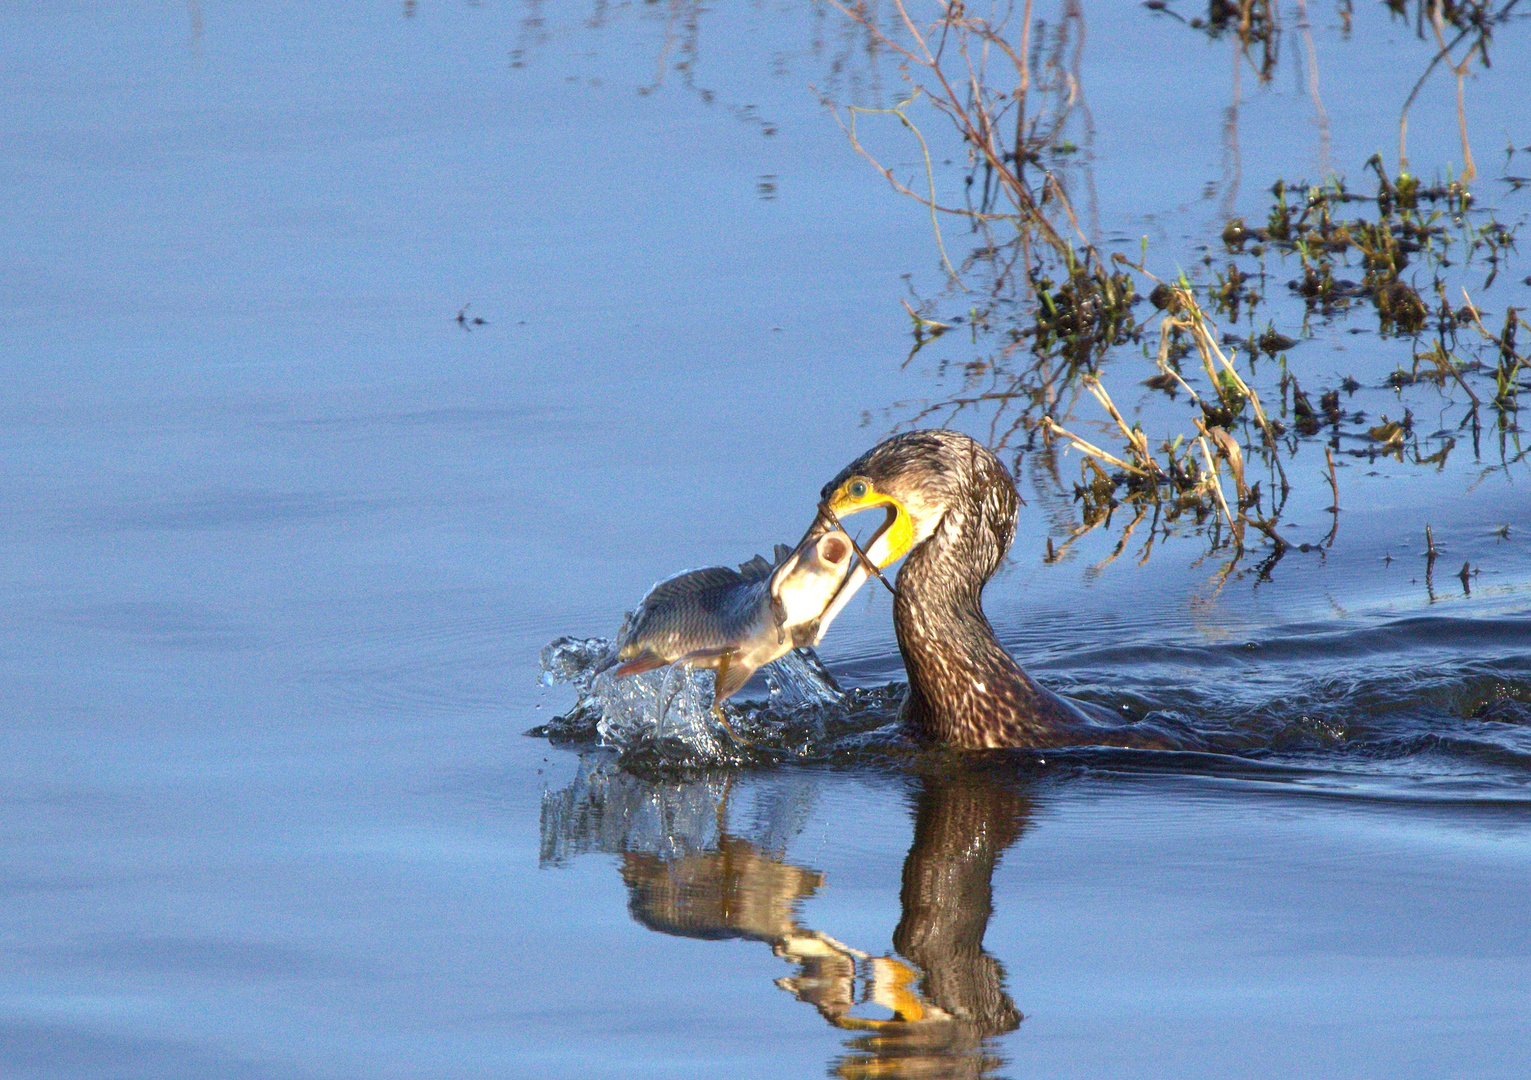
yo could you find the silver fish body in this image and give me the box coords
[612,562,779,675]
[609,532,856,706]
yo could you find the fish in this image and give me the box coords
[607,528,861,711]
[776,504,899,650]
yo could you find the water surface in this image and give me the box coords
[3,3,1531,1078]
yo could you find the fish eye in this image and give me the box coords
[848,479,869,500]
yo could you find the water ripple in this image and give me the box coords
[537,613,1531,800]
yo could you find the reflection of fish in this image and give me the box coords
[608,529,857,709]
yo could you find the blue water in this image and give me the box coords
[4,3,1531,1077]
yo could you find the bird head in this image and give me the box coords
[820,430,1011,568]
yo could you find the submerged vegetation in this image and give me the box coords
[822,0,1529,577]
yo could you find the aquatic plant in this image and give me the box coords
[821,0,1529,578]
[507,0,1528,579]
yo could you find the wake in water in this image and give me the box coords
[537,614,1531,800]
[534,633,1304,770]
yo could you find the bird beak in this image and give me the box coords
[824,489,915,568]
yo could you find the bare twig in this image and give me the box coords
[1083,375,1156,474]
[1196,418,1250,506]
[1197,434,1242,546]
[1042,416,1150,477]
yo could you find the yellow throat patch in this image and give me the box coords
[825,477,915,567]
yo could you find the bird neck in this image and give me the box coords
[895,513,994,640]
[892,513,1075,748]
[892,517,1013,741]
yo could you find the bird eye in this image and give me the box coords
[848,479,869,500]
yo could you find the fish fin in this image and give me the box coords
[773,543,793,564]
[713,653,758,703]
[610,652,669,678]
[711,705,748,745]
[643,565,749,603]
[737,554,775,580]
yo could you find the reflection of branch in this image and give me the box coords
[1014,0,1034,178]
[639,1,681,95]
[1294,0,1330,172]
[827,95,1014,226]
[187,0,204,53]
[1398,0,1498,178]
[1220,37,1243,221]
[1087,503,1147,577]
[823,0,1090,263]
[1428,0,1478,182]
[839,92,967,277]
[1322,445,1341,548]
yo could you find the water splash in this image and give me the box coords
[538,635,852,765]
[763,647,844,708]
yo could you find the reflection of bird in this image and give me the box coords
[821,430,1115,749]
[613,772,1028,1080]
[893,772,1025,1037]
[827,772,1027,1080]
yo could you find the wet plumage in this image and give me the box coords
[821,429,1113,749]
